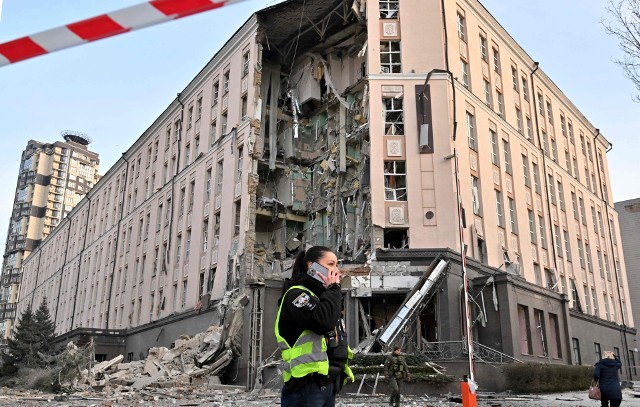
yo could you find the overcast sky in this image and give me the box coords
[1,0,638,250]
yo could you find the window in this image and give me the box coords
[565,151,572,175]
[490,129,499,165]
[503,139,512,174]
[216,160,224,194]
[512,66,519,91]
[480,35,488,61]
[585,167,591,190]
[221,113,228,135]
[538,215,546,248]
[580,134,586,156]
[471,176,481,215]
[545,268,556,290]
[206,169,212,200]
[597,211,605,236]
[546,101,553,124]
[237,146,244,179]
[516,108,523,134]
[197,97,202,121]
[585,242,593,273]
[557,180,565,211]
[457,12,466,41]
[210,121,217,146]
[570,280,581,311]
[508,198,517,234]
[598,251,605,279]
[495,190,504,228]
[534,264,542,286]
[384,161,407,201]
[234,202,242,235]
[202,221,209,252]
[532,162,540,194]
[554,225,562,257]
[185,229,191,259]
[583,286,591,314]
[537,92,544,116]
[241,96,248,119]
[528,210,536,243]
[568,123,575,146]
[212,81,219,105]
[483,80,493,108]
[223,70,230,94]
[466,112,476,150]
[188,181,195,212]
[526,117,533,140]
[551,138,558,162]
[179,187,186,216]
[548,175,556,205]
[242,51,250,77]
[380,41,401,73]
[591,206,598,233]
[579,197,586,225]
[460,59,470,89]
[383,97,404,135]
[592,288,599,316]
[492,47,501,74]
[496,91,505,117]
[175,235,182,264]
[522,76,529,101]
[542,131,549,156]
[181,280,188,309]
[522,155,530,187]
[379,0,399,18]
[572,338,582,365]
[571,192,578,220]
[577,237,585,269]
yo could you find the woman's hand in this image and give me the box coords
[318,266,342,288]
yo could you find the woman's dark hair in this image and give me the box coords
[292,246,333,277]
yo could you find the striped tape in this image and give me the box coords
[0,0,248,67]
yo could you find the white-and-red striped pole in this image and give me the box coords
[0,0,249,67]
[454,148,476,385]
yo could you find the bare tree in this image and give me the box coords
[603,0,640,101]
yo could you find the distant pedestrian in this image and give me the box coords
[594,350,623,407]
[384,345,410,407]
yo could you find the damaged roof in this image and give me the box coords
[256,0,356,62]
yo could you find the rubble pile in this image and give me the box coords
[84,327,224,391]
[75,295,248,393]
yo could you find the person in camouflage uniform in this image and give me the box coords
[384,345,410,407]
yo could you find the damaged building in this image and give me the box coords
[15,0,638,392]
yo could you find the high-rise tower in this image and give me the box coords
[0,131,100,340]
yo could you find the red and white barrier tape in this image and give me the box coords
[0,0,248,67]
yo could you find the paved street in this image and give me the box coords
[0,387,639,406]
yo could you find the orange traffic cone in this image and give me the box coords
[461,377,477,407]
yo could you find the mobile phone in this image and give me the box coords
[308,262,329,283]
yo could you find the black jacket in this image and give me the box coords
[594,357,622,400]
[278,273,342,348]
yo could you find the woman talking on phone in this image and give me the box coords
[274,246,354,407]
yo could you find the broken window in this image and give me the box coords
[379,0,399,18]
[383,96,404,135]
[384,161,407,201]
[384,229,408,249]
[380,41,401,73]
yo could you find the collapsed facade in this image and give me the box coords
[15,0,638,390]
